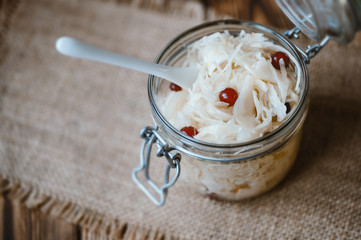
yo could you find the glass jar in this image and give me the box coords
[133,20,309,206]
[276,0,361,43]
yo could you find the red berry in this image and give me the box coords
[180,126,199,138]
[219,87,238,106]
[271,52,290,70]
[170,83,182,91]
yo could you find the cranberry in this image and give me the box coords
[219,87,238,106]
[180,126,199,138]
[169,83,182,92]
[271,52,290,70]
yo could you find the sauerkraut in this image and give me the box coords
[159,31,301,144]
[180,129,303,200]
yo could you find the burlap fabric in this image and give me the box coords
[1,0,360,239]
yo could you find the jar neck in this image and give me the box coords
[148,20,310,162]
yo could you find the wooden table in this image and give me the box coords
[0,0,290,239]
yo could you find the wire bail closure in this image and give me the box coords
[284,26,330,64]
[132,126,181,206]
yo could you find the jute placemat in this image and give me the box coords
[1,0,360,239]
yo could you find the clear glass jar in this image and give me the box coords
[277,0,361,43]
[133,20,309,206]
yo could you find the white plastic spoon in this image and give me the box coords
[55,36,197,89]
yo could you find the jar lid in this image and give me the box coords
[276,0,321,41]
[276,0,358,43]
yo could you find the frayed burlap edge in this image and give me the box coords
[0,175,178,240]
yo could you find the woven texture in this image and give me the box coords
[1,0,361,239]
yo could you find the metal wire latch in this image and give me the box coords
[284,27,330,64]
[132,126,181,206]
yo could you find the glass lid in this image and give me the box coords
[276,0,360,43]
[276,0,324,41]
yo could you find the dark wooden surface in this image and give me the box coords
[1,193,80,240]
[0,0,289,239]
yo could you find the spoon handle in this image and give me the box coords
[56,36,200,90]
[56,36,173,76]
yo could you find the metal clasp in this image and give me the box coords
[132,126,181,206]
[284,27,330,64]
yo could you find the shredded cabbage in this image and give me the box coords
[160,31,300,144]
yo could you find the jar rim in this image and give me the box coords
[148,19,309,150]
